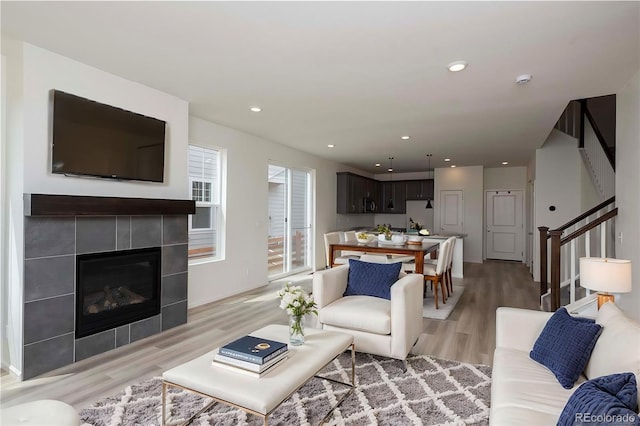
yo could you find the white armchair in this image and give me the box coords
[312,264,423,363]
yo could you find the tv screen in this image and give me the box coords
[51,90,166,182]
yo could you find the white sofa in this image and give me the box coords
[490,303,640,425]
[313,264,423,362]
[1,400,80,425]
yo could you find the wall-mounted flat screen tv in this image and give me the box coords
[51,90,166,182]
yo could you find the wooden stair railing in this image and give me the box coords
[555,99,615,171]
[581,100,615,171]
[538,196,617,311]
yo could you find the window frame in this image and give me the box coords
[189,177,215,232]
[187,144,223,260]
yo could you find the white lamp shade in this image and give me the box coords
[579,257,632,293]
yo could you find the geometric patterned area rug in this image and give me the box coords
[79,352,491,425]
[422,285,465,320]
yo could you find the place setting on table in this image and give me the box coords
[355,220,432,245]
[332,224,439,272]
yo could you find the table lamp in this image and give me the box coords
[579,257,632,309]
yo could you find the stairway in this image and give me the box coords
[554,96,616,201]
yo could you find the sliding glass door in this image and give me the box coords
[268,164,312,279]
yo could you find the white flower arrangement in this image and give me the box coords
[277,283,318,318]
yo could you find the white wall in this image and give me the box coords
[0,41,189,378]
[532,130,583,281]
[615,71,640,321]
[434,166,484,263]
[483,167,527,191]
[1,39,25,376]
[0,54,6,372]
[580,156,602,212]
[526,156,536,272]
[188,117,344,307]
[21,44,189,198]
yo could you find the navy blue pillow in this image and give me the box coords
[530,307,602,389]
[557,373,639,426]
[344,259,401,300]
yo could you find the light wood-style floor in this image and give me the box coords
[0,260,538,411]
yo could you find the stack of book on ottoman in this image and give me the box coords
[212,335,288,377]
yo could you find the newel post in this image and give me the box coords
[538,226,549,296]
[549,230,563,311]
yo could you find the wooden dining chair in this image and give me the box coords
[323,231,360,267]
[444,237,456,296]
[343,230,357,241]
[340,230,364,258]
[422,238,450,309]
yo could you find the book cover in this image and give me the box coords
[219,335,288,364]
[213,351,288,373]
[211,355,288,378]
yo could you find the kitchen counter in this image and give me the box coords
[350,228,466,239]
[423,233,466,239]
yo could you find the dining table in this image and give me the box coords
[329,240,440,275]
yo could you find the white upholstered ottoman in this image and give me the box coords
[162,324,354,425]
[1,399,80,425]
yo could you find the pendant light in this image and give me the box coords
[387,157,394,209]
[425,154,433,209]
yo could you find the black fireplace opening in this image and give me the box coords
[76,247,161,338]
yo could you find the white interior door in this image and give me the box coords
[439,190,464,234]
[486,190,524,261]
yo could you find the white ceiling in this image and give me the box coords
[2,1,639,173]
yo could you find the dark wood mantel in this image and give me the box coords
[24,193,195,216]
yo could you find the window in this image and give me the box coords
[190,180,213,230]
[188,145,221,259]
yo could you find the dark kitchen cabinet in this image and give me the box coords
[405,179,434,201]
[337,172,379,214]
[380,181,406,214]
[337,173,431,214]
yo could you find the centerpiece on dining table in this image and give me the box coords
[376,224,393,241]
[376,224,407,245]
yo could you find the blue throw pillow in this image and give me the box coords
[344,259,401,300]
[530,307,602,389]
[557,373,639,426]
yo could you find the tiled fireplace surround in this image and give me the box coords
[23,210,189,380]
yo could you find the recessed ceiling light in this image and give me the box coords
[250,106,262,112]
[447,61,468,72]
[388,168,393,172]
[401,136,410,140]
[375,163,381,167]
[502,161,509,165]
[327,144,335,148]
[444,158,451,162]
[450,165,457,168]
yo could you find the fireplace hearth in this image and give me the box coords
[76,247,161,338]
[22,195,193,379]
